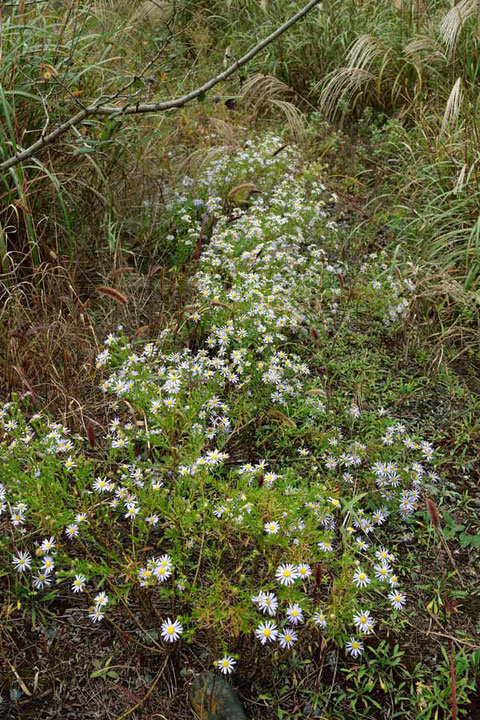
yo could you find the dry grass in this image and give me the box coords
[439,0,480,54]
[319,66,376,120]
[410,264,480,369]
[441,77,463,134]
[129,0,173,26]
[240,74,306,140]
[403,35,445,63]
[180,117,244,175]
[1,603,196,720]
[0,254,180,430]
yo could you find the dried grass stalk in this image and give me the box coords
[96,286,129,305]
[440,0,480,54]
[441,77,463,134]
[240,74,306,139]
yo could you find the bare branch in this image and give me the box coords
[0,0,321,171]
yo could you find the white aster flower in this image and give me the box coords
[255,621,278,645]
[275,563,299,586]
[264,521,280,534]
[286,603,304,625]
[216,655,236,674]
[346,637,364,658]
[72,574,86,593]
[161,617,183,643]
[278,629,298,649]
[352,569,371,588]
[388,591,406,611]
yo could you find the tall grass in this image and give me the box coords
[1,3,106,266]
[0,1,188,271]
[186,0,480,297]
[3,0,480,331]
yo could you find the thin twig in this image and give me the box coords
[407,621,480,649]
[113,653,170,720]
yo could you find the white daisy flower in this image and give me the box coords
[353,610,375,634]
[72,575,86,593]
[161,617,183,643]
[278,629,298,649]
[313,609,328,628]
[388,591,406,611]
[275,563,299,586]
[12,551,32,573]
[264,521,280,534]
[286,603,304,625]
[352,569,371,588]
[346,637,364,658]
[255,621,278,645]
[216,656,236,674]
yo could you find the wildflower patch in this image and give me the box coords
[1,135,447,695]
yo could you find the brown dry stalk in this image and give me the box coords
[267,409,297,428]
[426,497,440,529]
[86,420,96,449]
[96,286,129,305]
[227,182,260,198]
[449,640,458,720]
[109,267,136,278]
[408,622,480,649]
[211,300,233,311]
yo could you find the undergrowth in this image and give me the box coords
[1,135,479,719]
[1,1,480,718]
[188,0,480,323]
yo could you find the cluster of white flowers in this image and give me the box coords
[0,134,429,672]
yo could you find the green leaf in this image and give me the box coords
[460,533,480,548]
